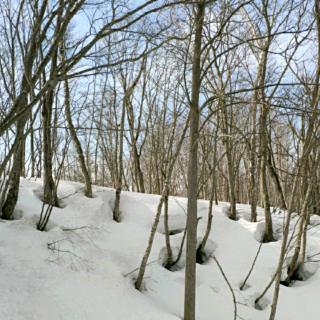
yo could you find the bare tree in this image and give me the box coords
[184,2,205,319]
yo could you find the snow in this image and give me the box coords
[0,178,319,320]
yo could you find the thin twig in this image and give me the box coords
[240,241,263,290]
[213,256,237,320]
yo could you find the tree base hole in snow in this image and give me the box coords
[196,239,217,265]
[281,262,318,287]
[239,283,251,291]
[221,205,239,221]
[159,246,185,272]
[33,188,64,209]
[254,296,270,311]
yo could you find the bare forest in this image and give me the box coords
[0,1,319,320]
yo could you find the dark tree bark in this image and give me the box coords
[42,47,59,207]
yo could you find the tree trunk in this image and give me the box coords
[267,145,287,209]
[134,116,190,291]
[42,87,59,206]
[284,183,312,285]
[249,103,258,222]
[197,176,214,263]
[269,3,320,317]
[163,192,173,268]
[64,77,93,198]
[184,2,205,320]
[113,99,126,222]
[1,117,27,219]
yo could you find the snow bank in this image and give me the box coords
[0,179,319,320]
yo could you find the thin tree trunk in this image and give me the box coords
[267,146,287,209]
[64,77,93,198]
[184,2,205,319]
[134,115,190,291]
[269,2,320,315]
[113,99,126,222]
[249,103,258,222]
[41,45,59,207]
[1,117,27,219]
[196,178,214,263]
[284,183,312,285]
[42,87,59,206]
[163,192,173,267]
[30,114,36,178]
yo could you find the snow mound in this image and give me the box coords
[1,179,320,320]
[310,215,320,226]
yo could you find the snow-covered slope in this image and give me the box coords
[0,179,319,320]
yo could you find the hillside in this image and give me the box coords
[0,179,319,320]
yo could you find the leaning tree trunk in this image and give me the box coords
[1,116,27,219]
[134,115,190,291]
[64,77,93,198]
[267,145,287,210]
[196,175,214,263]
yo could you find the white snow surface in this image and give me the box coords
[0,178,319,320]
